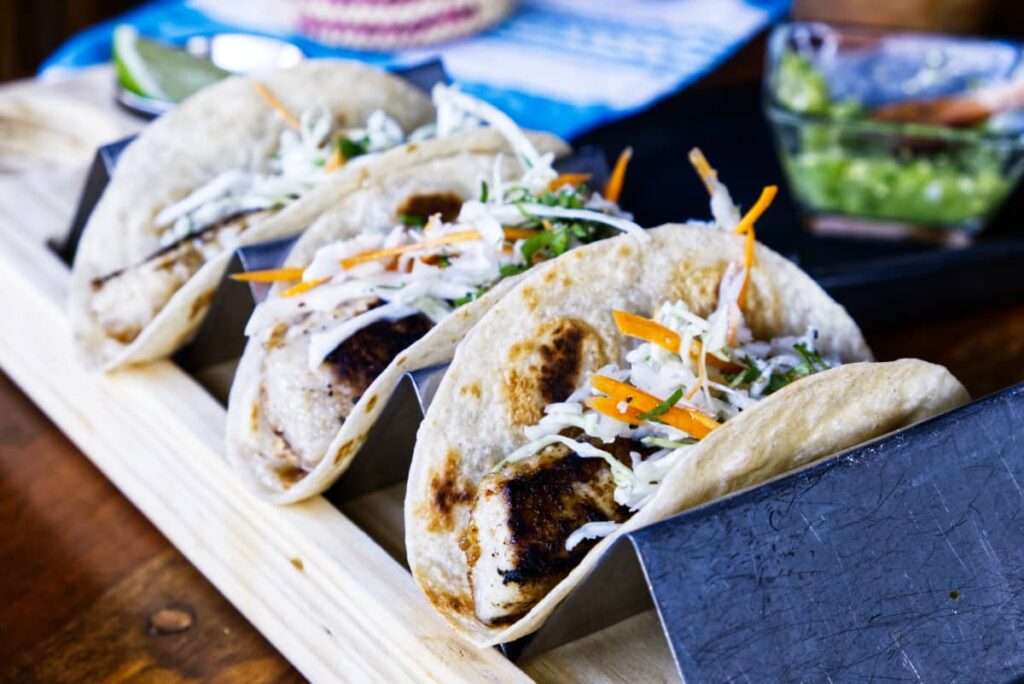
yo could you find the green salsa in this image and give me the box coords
[771,51,1013,229]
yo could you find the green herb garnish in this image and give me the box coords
[636,387,684,422]
[764,343,830,394]
[499,263,529,277]
[480,180,489,203]
[452,287,488,308]
[641,436,698,450]
[399,213,427,227]
[727,355,763,387]
[339,136,370,161]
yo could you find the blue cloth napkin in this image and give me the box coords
[42,0,789,139]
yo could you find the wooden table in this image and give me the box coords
[2,48,1023,683]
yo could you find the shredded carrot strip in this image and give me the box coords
[548,173,592,191]
[340,231,479,269]
[281,277,328,298]
[613,309,681,354]
[253,82,300,131]
[612,309,744,373]
[230,267,305,283]
[325,145,344,172]
[733,185,777,237]
[688,147,718,195]
[733,185,778,309]
[685,349,708,401]
[585,396,646,425]
[340,228,539,270]
[590,375,719,438]
[502,227,542,241]
[603,147,633,203]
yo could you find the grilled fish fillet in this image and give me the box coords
[88,209,272,344]
[468,439,632,625]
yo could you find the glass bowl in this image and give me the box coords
[764,22,1024,241]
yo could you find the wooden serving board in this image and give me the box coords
[0,68,677,683]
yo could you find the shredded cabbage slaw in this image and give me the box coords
[244,85,643,371]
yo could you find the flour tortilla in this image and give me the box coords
[225,128,570,504]
[404,223,969,645]
[70,59,434,371]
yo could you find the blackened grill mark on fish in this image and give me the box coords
[323,310,434,399]
[91,207,266,288]
[498,454,627,587]
[467,428,659,624]
[396,191,464,225]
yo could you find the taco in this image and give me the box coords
[70,59,435,371]
[404,187,969,645]
[225,88,641,503]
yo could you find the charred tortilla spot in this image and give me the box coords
[422,583,473,617]
[460,382,482,399]
[263,322,289,351]
[396,191,463,224]
[501,319,608,426]
[365,394,378,412]
[521,286,539,312]
[536,322,584,404]
[459,520,481,568]
[324,312,433,399]
[249,401,260,434]
[276,464,307,487]
[503,369,541,426]
[333,439,357,466]
[507,342,530,362]
[189,288,215,320]
[667,260,728,319]
[618,245,632,257]
[543,269,557,283]
[427,449,475,532]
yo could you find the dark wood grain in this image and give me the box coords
[868,302,1024,399]
[0,370,304,683]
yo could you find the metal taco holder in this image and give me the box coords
[321,362,1024,681]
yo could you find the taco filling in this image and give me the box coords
[460,184,851,624]
[88,96,420,344]
[237,89,643,489]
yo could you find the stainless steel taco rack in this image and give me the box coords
[321,361,1024,682]
[508,382,1024,681]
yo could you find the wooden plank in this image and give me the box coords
[0,166,529,684]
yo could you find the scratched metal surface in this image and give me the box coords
[628,384,1024,683]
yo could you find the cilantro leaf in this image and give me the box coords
[499,263,529,277]
[339,136,370,161]
[727,355,763,387]
[636,387,684,421]
[399,213,427,227]
[480,180,489,203]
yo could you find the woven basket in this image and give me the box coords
[294,0,515,51]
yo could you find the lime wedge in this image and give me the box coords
[113,25,229,103]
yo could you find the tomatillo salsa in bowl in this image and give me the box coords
[765,23,1024,239]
